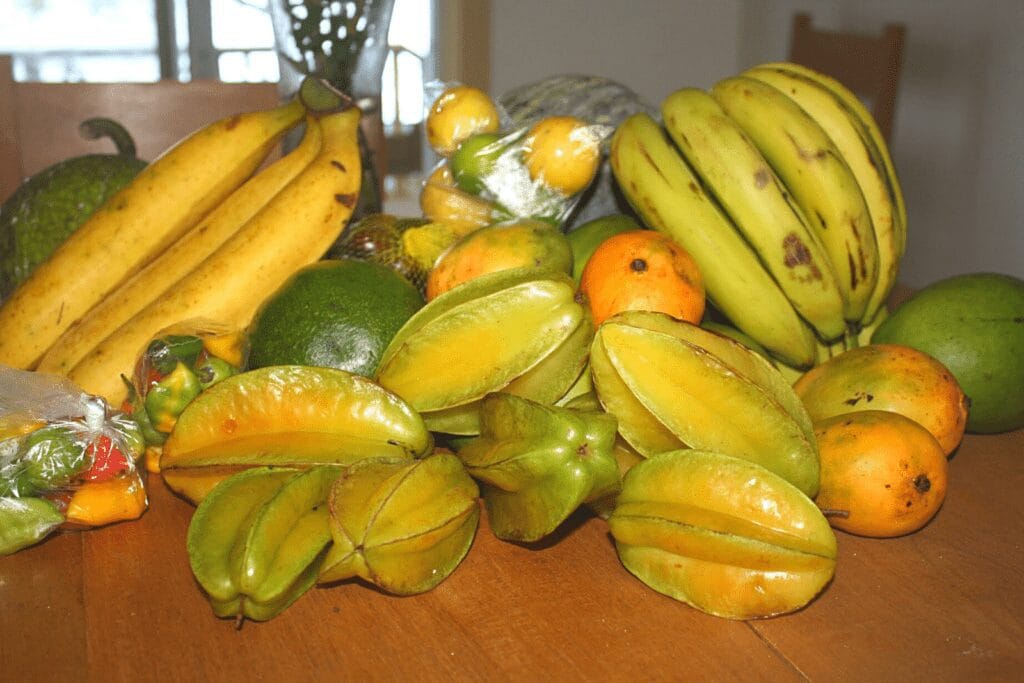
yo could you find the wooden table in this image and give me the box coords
[2,424,1021,682]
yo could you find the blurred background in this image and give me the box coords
[1,0,1020,288]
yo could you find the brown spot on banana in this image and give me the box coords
[754,167,770,189]
[330,160,347,172]
[335,193,356,207]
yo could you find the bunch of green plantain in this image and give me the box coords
[610,61,905,371]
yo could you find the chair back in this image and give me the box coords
[0,54,282,201]
[789,13,906,141]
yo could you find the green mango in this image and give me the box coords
[457,393,619,542]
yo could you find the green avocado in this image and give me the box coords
[0,118,147,299]
[872,272,1024,433]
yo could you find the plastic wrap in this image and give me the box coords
[122,319,248,473]
[0,366,146,555]
[419,82,613,229]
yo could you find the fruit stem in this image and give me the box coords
[819,507,851,519]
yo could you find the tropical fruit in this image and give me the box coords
[814,411,949,537]
[590,310,819,496]
[456,392,619,542]
[872,272,1024,433]
[376,267,591,435]
[160,365,431,503]
[247,258,423,376]
[426,84,501,157]
[425,220,573,301]
[579,229,705,327]
[318,452,480,594]
[793,344,969,456]
[608,450,837,620]
[521,115,603,197]
[565,213,641,283]
[0,118,147,300]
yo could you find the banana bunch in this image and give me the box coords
[375,267,593,435]
[609,61,905,370]
[0,78,364,409]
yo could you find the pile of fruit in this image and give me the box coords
[1,64,1022,626]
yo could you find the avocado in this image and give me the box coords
[0,118,147,299]
[872,272,1024,433]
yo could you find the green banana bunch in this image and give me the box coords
[317,452,479,594]
[590,311,819,497]
[375,267,592,435]
[456,392,619,542]
[740,63,906,325]
[609,112,819,368]
[710,75,880,325]
[187,466,336,623]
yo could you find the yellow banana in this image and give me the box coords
[711,76,879,323]
[609,112,817,368]
[0,97,307,369]
[661,88,846,342]
[742,64,902,324]
[36,116,324,377]
[66,106,362,406]
[752,61,907,255]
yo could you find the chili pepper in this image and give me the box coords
[144,361,203,433]
[81,435,130,482]
[146,334,205,377]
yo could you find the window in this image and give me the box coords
[0,0,435,145]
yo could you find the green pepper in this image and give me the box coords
[145,361,203,433]
[0,496,64,555]
[146,334,205,376]
[14,424,88,495]
[195,356,238,390]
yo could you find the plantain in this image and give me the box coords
[660,88,846,342]
[590,311,819,497]
[66,103,362,406]
[0,97,306,370]
[741,64,904,324]
[711,76,879,324]
[609,113,818,368]
[36,115,324,377]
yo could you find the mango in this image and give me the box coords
[872,272,1024,433]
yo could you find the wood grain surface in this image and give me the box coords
[2,424,1021,682]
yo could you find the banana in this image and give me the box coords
[752,62,907,255]
[609,112,817,368]
[66,105,362,406]
[711,76,879,323]
[0,97,307,370]
[742,63,905,322]
[36,115,324,377]
[661,88,847,342]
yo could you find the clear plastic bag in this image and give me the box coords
[0,366,147,555]
[419,82,613,229]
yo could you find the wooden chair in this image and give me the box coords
[789,13,906,142]
[0,54,282,202]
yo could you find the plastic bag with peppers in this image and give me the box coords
[419,82,614,230]
[122,319,248,473]
[0,366,146,555]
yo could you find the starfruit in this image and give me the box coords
[189,465,341,623]
[609,450,837,620]
[457,393,618,542]
[161,366,431,504]
[375,267,591,435]
[318,452,479,595]
[590,311,819,496]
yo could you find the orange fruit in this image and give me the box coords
[426,85,501,156]
[521,116,601,196]
[813,410,949,538]
[579,230,705,327]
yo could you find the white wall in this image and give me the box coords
[489,0,1024,288]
